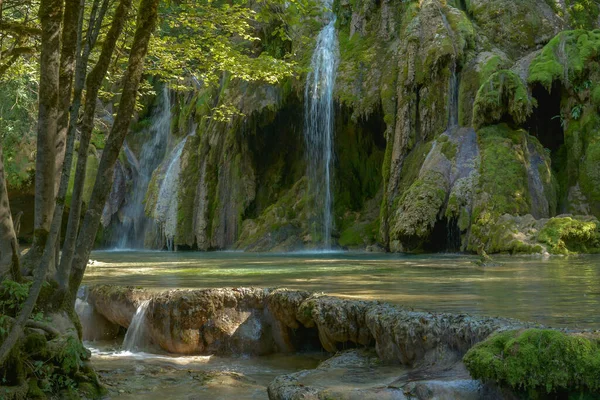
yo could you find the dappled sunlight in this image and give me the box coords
[85,251,600,328]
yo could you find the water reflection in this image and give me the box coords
[86,251,600,329]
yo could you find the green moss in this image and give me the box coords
[464,329,600,396]
[473,70,536,128]
[580,142,600,203]
[440,139,457,160]
[565,0,600,29]
[529,30,600,90]
[537,216,600,254]
[66,146,100,207]
[338,220,379,248]
[466,0,560,58]
[475,124,532,219]
[390,170,448,249]
[23,333,48,358]
[27,378,46,399]
[458,54,510,127]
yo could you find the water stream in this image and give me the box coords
[117,87,171,248]
[153,134,192,250]
[123,299,151,351]
[304,5,339,249]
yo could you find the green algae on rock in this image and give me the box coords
[464,329,600,396]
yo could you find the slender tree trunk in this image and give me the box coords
[0,141,20,281]
[57,0,131,288]
[69,0,160,301]
[0,0,63,365]
[27,0,63,270]
[54,0,81,194]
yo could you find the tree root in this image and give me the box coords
[4,316,61,338]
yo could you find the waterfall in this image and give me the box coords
[123,300,151,352]
[117,87,171,248]
[154,135,190,251]
[304,7,339,249]
[448,65,459,129]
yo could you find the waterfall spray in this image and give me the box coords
[304,8,339,249]
[123,300,151,352]
[117,87,171,248]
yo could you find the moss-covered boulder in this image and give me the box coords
[464,329,600,396]
[473,70,536,128]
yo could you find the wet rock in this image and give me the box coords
[88,285,532,361]
[88,285,152,328]
[365,304,525,366]
[268,349,506,400]
[144,287,272,354]
[297,295,375,352]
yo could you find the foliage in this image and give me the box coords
[0,0,40,80]
[464,329,600,396]
[147,0,305,90]
[0,280,31,321]
[0,75,38,189]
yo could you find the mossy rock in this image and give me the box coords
[390,170,448,250]
[466,0,564,58]
[473,70,536,128]
[537,216,600,254]
[464,329,600,396]
[529,30,600,91]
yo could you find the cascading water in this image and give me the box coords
[153,134,191,251]
[304,4,339,249]
[117,87,171,248]
[123,300,151,352]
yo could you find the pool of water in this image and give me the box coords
[85,251,600,329]
[88,342,326,399]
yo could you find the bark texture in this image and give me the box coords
[28,0,63,268]
[69,0,160,299]
[58,0,131,287]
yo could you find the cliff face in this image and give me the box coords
[102,0,600,254]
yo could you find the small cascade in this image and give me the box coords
[123,300,151,352]
[75,297,95,340]
[304,2,339,249]
[526,140,550,219]
[448,65,460,129]
[117,86,171,248]
[154,135,191,250]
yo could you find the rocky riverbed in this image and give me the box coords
[80,285,550,399]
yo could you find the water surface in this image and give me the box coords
[86,251,600,329]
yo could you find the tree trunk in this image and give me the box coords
[69,0,160,301]
[0,0,63,365]
[0,140,20,281]
[27,0,63,271]
[57,0,131,288]
[54,0,81,194]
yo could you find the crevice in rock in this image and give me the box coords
[289,326,325,353]
[424,216,461,253]
[423,217,461,253]
[415,85,422,143]
[526,82,564,154]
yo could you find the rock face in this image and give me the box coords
[94,0,600,254]
[86,285,539,399]
[87,285,528,359]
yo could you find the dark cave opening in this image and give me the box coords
[334,102,387,213]
[525,82,565,154]
[424,217,461,253]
